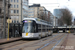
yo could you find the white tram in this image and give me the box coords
[22,18,53,39]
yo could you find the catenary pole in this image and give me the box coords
[21,0,22,22]
[7,0,10,40]
[3,0,6,38]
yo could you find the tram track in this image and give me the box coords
[51,34,67,50]
[36,34,67,50]
[0,36,51,50]
[2,36,52,50]
[1,34,59,50]
[18,34,64,50]
[59,33,69,50]
[0,33,64,50]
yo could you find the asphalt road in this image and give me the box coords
[0,33,68,50]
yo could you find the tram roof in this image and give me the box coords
[23,18,48,23]
[23,18,52,26]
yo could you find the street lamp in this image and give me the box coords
[7,0,11,40]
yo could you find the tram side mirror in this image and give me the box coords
[21,21,24,24]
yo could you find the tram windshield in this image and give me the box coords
[22,20,35,33]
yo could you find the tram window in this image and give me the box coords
[36,24,42,33]
[33,23,41,33]
[42,25,45,32]
[47,26,49,30]
[36,24,38,32]
[47,26,48,31]
[33,24,38,33]
[22,20,36,33]
[38,24,41,32]
[45,25,47,29]
[42,29,45,32]
[38,29,41,32]
[38,24,41,29]
[42,25,45,29]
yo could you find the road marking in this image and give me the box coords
[51,34,67,50]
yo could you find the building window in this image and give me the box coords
[11,10,13,13]
[14,5,16,8]
[14,10,16,13]
[14,0,16,2]
[38,8,39,9]
[17,0,19,2]
[14,20,16,23]
[17,10,19,13]
[17,21,19,23]
[11,4,13,8]
[11,0,13,2]
[17,5,19,8]
[23,6,28,10]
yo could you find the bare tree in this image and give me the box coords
[39,11,51,23]
[58,18,64,26]
[59,8,72,26]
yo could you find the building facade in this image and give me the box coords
[10,0,28,23]
[54,9,63,19]
[50,12,58,26]
[0,0,9,38]
[28,4,50,22]
[54,9,66,26]
[28,4,40,18]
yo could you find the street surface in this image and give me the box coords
[0,33,75,50]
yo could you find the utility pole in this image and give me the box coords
[7,0,11,40]
[21,0,22,22]
[8,0,11,19]
[8,0,9,19]
[3,0,6,38]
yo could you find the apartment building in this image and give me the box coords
[10,0,28,23]
[28,4,40,18]
[28,4,50,22]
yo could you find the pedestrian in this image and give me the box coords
[9,28,12,38]
[15,29,19,37]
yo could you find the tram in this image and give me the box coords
[22,18,53,39]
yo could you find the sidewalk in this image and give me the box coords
[59,33,75,50]
[0,37,22,44]
[65,33,75,50]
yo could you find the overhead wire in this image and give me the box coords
[29,3,60,7]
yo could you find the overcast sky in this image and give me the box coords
[29,0,75,19]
